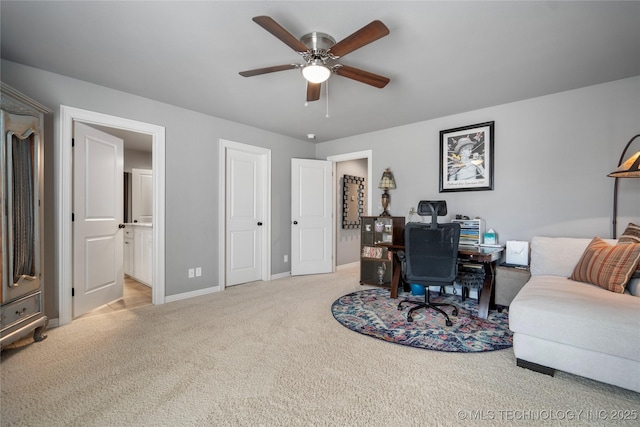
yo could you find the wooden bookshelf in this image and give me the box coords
[360,216,405,287]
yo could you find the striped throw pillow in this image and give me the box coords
[619,223,640,244]
[569,237,640,293]
[618,223,640,277]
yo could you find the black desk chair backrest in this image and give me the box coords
[417,199,447,229]
[403,222,461,283]
[398,200,461,326]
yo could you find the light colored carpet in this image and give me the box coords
[1,267,638,426]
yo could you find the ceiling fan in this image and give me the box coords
[239,16,391,102]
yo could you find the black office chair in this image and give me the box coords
[397,201,461,326]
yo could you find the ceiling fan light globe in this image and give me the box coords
[302,64,331,83]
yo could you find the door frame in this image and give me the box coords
[218,139,271,288]
[58,105,166,326]
[326,150,373,270]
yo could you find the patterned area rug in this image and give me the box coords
[331,288,512,352]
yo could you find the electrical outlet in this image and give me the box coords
[195,267,202,277]
[284,255,288,263]
[188,268,195,278]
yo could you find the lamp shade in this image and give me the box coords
[608,150,640,178]
[301,63,331,84]
[378,168,396,190]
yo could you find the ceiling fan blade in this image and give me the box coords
[239,64,298,77]
[334,65,390,88]
[307,82,321,102]
[252,16,309,53]
[329,20,389,58]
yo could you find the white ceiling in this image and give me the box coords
[2,1,639,143]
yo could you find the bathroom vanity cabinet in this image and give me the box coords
[123,224,152,286]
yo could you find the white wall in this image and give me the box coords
[3,57,638,319]
[1,59,316,319]
[316,76,640,243]
[124,148,152,172]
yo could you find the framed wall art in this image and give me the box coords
[439,121,494,192]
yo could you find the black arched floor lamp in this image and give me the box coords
[608,134,640,238]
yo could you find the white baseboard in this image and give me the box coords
[165,285,222,303]
[337,261,359,270]
[271,271,290,280]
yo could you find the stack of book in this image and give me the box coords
[452,219,485,246]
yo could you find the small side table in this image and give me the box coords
[495,263,531,307]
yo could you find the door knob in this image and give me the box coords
[293,221,298,225]
[118,224,126,229]
[257,222,263,226]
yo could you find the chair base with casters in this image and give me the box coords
[397,286,458,326]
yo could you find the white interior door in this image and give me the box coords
[291,158,333,275]
[131,168,152,223]
[226,148,265,286]
[73,122,124,317]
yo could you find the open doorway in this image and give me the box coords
[58,106,166,326]
[78,124,153,318]
[327,150,373,270]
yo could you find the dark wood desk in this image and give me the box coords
[385,244,503,320]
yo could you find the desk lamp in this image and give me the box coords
[378,168,396,216]
[608,134,640,238]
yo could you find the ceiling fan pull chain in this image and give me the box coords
[325,80,330,118]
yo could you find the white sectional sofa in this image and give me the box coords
[509,236,640,393]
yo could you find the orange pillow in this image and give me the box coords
[569,237,640,293]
